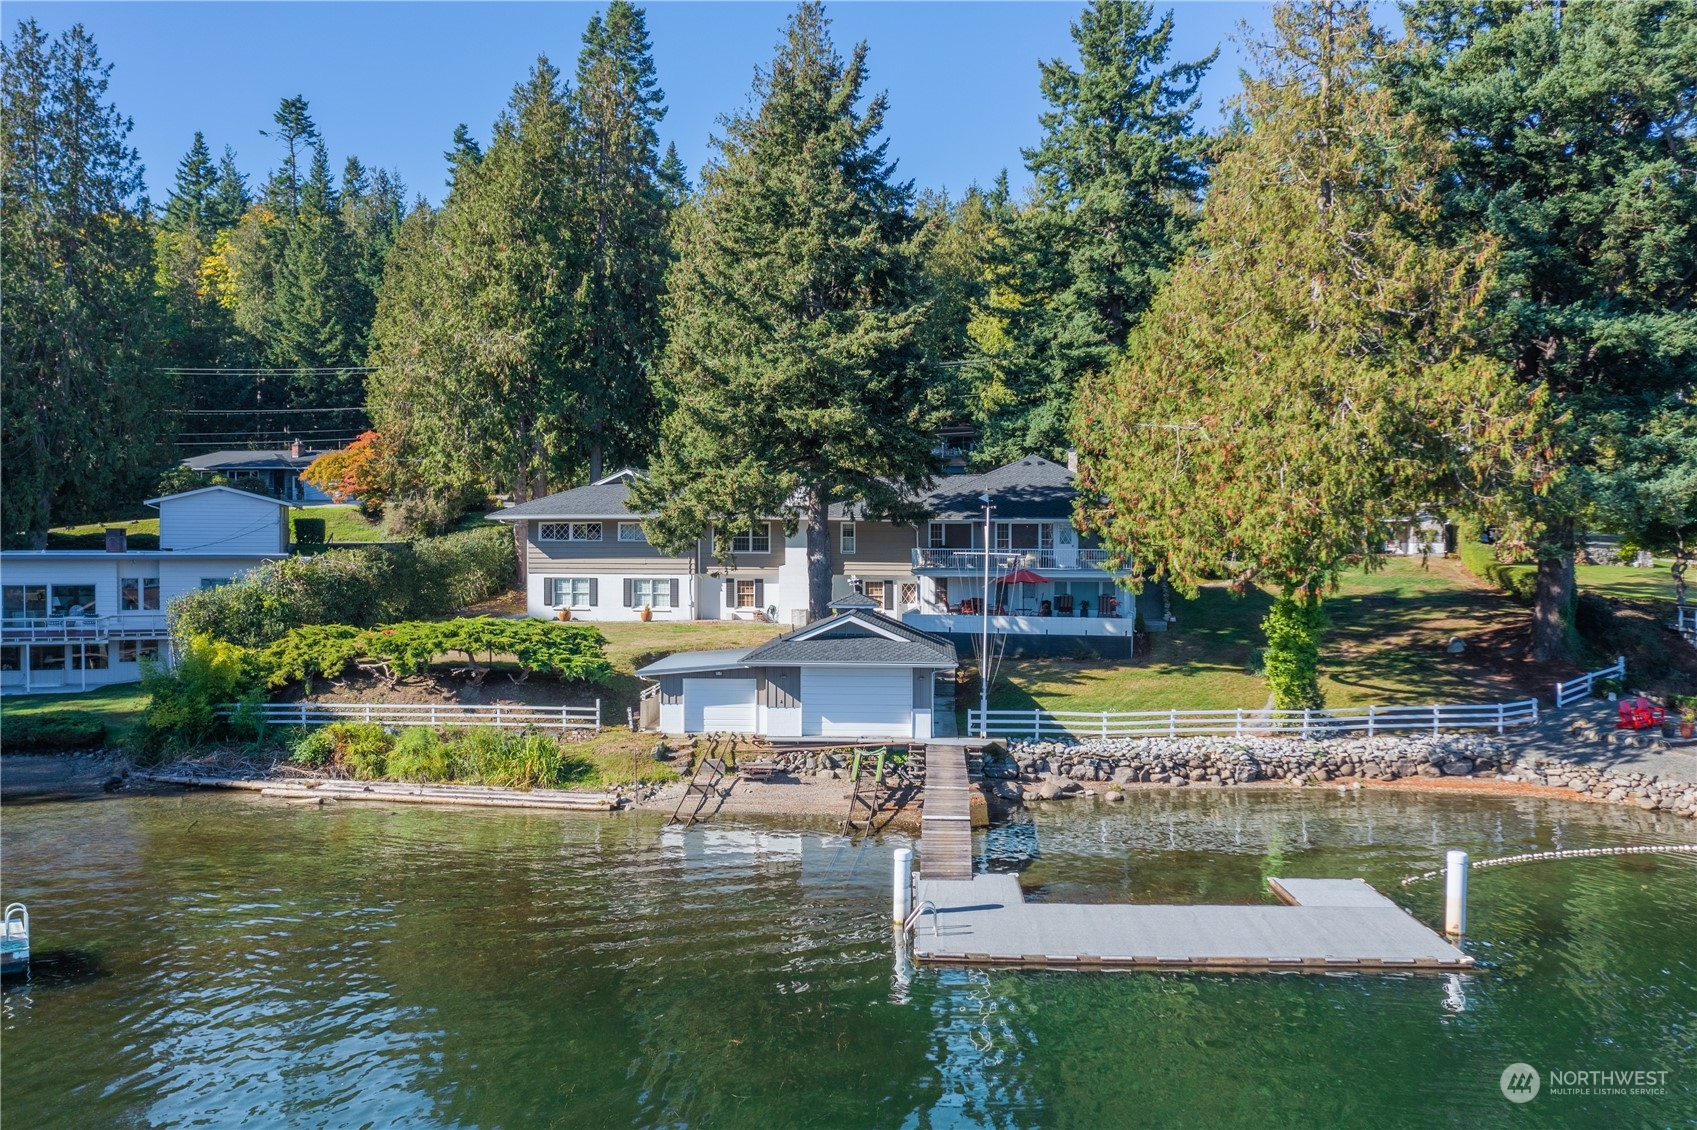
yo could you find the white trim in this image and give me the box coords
[143,485,297,509]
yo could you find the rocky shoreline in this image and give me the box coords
[988,734,1697,819]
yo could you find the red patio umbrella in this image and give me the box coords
[998,567,1049,585]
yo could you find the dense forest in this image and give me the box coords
[2,0,1693,664]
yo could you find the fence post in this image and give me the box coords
[1496,702,1504,735]
[1367,704,1375,739]
[364,703,373,724]
[1616,655,1625,681]
[1033,707,1042,740]
[495,704,503,727]
[1532,698,1539,723]
[1431,705,1440,737]
[1101,713,1107,740]
[1235,708,1243,738]
[1301,709,1310,740]
[595,699,601,733]
[1169,708,1177,739]
[299,702,307,726]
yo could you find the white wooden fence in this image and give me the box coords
[969,699,1540,741]
[1554,656,1625,709]
[227,701,601,732]
[1674,608,1696,648]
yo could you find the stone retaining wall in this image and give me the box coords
[989,735,1696,819]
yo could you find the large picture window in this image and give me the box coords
[50,584,96,616]
[539,522,603,542]
[121,577,161,612]
[118,640,163,663]
[548,577,597,608]
[2,585,46,619]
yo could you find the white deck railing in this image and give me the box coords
[911,548,1121,572]
[226,700,601,732]
[1673,608,1696,648]
[1554,656,1626,709]
[968,699,1540,741]
[0,613,169,641]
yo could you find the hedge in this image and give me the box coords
[169,527,515,647]
[292,516,327,545]
[2,716,108,752]
[256,619,613,688]
[1457,523,1538,605]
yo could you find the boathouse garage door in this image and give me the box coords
[683,677,758,732]
[801,667,913,738]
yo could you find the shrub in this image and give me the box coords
[335,723,392,780]
[136,635,260,754]
[253,619,612,688]
[387,728,451,782]
[1,716,107,752]
[292,517,327,545]
[291,728,338,768]
[1456,521,1539,605]
[1261,594,1328,710]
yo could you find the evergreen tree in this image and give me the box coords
[367,58,586,574]
[264,94,317,215]
[162,130,217,231]
[970,0,1213,464]
[658,140,691,207]
[1397,0,1697,661]
[1072,0,1532,707]
[445,122,482,189]
[632,3,941,620]
[569,0,671,479]
[274,143,360,401]
[207,146,250,230]
[1,20,169,545]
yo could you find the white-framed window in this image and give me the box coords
[725,524,771,554]
[50,584,96,616]
[617,522,647,543]
[840,522,856,554]
[900,582,917,607]
[929,522,973,549]
[735,579,758,607]
[118,640,162,663]
[631,578,672,609]
[121,577,160,612]
[548,577,597,608]
[2,584,46,619]
[539,521,603,542]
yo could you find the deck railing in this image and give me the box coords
[912,548,1122,573]
[1673,608,1696,648]
[1554,656,1626,709]
[968,699,1541,741]
[0,614,170,642]
[224,700,601,732]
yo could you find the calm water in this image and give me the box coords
[3,788,1694,1128]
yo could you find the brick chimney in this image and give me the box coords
[290,437,303,459]
[105,527,127,553]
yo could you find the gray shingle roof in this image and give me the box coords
[183,449,317,472]
[923,456,1076,520]
[740,610,957,667]
[495,480,653,520]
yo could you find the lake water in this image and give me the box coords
[3,789,1694,1128]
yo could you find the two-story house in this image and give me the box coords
[494,457,1164,656]
[0,486,295,693]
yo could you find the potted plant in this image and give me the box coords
[1673,695,1696,740]
[557,606,572,621]
[639,603,653,623]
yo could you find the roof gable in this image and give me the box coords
[144,485,296,510]
[494,479,652,520]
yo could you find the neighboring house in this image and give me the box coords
[1383,514,1455,557]
[0,486,294,694]
[638,596,958,740]
[492,457,1159,654]
[181,439,333,503]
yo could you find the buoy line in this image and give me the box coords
[1399,843,1697,886]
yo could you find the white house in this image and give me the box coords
[1,486,294,694]
[638,597,958,740]
[492,458,1163,656]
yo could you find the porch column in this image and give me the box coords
[23,643,30,692]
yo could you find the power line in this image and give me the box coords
[169,406,369,415]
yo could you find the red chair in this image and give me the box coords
[1617,697,1665,730]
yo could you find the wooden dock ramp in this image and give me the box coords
[918,741,977,880]
[912,874,1473,972]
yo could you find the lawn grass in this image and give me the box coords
[988,557,1559,715]
[46,516,160,550]
[0,683,150,746]
[1577,563,1679,606]
[594,619,786,722]
[296,505,384,543]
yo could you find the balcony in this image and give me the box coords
[911,547,1122,573]
[1,614,169,643]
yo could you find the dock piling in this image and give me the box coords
[893,848,913,925]
[1444,850,1469,936]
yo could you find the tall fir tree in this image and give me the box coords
[1396,0,1697,661]
[969,0,1213,464]
[274,143,360,402]
[162,130,217,231]
[1072,0,1532,707]
[657,140,691,208]
[1,20,169,545]
[206,146,250,230]
[367,58,586,565]
[631,2,941,620]
[570,0,671,479]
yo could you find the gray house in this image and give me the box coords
[638,597,958,740]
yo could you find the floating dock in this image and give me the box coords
[913,745,1472,972]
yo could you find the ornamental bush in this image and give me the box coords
[253,619,612,689]
[1261,595,1328,711]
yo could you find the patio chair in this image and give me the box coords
[1617,697,1665,730]
[1056,594,1074,617]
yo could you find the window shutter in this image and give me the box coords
[883,582,895,611]
[669,578,679,608]
[589,578,599,606]
[622,578,633,607]
[725,578,736,608]
[754,579,765,608]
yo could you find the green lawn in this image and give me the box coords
[1,683,150,746]
[594,619,785,720]
[1578,563,1679,606]
[47,516,160,550]
[987,557,1555,714]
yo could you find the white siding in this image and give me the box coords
[801,667,914,738]
[157,491,289,555]
[526,571,698,622]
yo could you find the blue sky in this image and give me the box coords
[10,2,1284,206]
